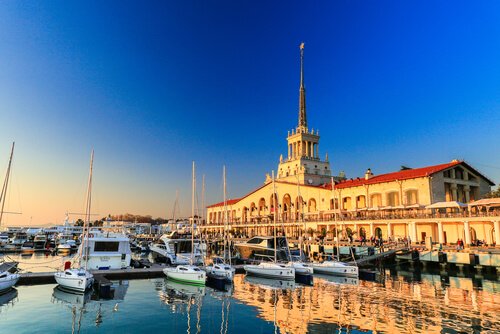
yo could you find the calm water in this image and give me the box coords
[1,253,499,333]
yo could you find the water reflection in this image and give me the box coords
[50,280,129,333]
[157,279,205,334]
[232,272,500,333]
[0,288,18,314]
[313,274,359,286]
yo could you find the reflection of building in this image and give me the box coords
[232,274,500,333]
[205,45,499,246]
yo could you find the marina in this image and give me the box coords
[0,268,499,333]
[1,2,500,333]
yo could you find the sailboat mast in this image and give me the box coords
[297,175,304,260]
[272,170,277,263]
[331,177,340,261]
[191,161,195,265]
[223,165,229,264]
[83,149,94,270]
[0,142,14,226]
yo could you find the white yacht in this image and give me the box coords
[244,262,295,280]
[204,166,235,283]
[205,257,235,282]
[0,143,20,293]
[162,162,206,286]
[163,265,206,286]
[55,150,96,292]
[243,171,295,281]
[81,229,131,270]
[288,260,313,275]
[150,231,204,265]
[0,263,19,293]
[54,264,94,292]
[311,260,359,277]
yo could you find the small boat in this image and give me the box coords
[205,257,235,282]
[54,150,95,292]
[289,260,313,275]
[244,171,295,281]
[162,162,206,286]
[244,261,295,280]
[0,144,20,293]
[0,262,20,293]
[163,265,206,285]
[33,233,48,250]
[311,260,358,277]
[57,243,72,253]
[54,262,94,292]
[21,241,35,254]
[204,166,235,283]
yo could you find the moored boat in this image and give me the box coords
[163,265,206,285]
[54,150,95,292]
[311,260,358,277]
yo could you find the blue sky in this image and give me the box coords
[0,1,499,225]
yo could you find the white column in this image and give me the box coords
[288,144,291,159]
[410,222,417,243]
[438,221,444,244]
[463,221,471,246]
[369,222,374,238]
[494,221,500,247]
[387,222,392,239]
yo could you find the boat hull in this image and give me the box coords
[0,273,19,293]
[244,263,295,280]
[163,266,206,285]
[54,270,94,292]
[311,261,359,277]
[205,264,235,282]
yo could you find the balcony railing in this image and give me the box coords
[206,208,500,225]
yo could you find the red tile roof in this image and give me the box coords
[206,198,241,209]
[329,161,462,189]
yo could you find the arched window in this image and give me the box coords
[405,189,418,205]
[356,195,366,208]
[258,198,266,215]
[308,198,317,212]
[370,193,382,207]
[386,192,400,207]
[342,197,352,210]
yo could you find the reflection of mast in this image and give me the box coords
[219,292,231,334]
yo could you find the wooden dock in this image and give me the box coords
[17,264,248,286]
[347,247,406,267]
[18,265,167,285]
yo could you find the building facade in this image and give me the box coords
[205,45,498,246]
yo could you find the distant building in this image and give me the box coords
[205,44,498,246]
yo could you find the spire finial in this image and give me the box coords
[298,42,307,132]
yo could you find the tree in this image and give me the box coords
[483,186,500,199]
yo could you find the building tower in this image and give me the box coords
[275,43,335,186]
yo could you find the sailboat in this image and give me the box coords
[311,178,358,277]
[54,150,95,292]
[205,166,235,283]
[0,142,20,293]
[244,171,295,280]
[283,176,313,278]
[163,161,206,285]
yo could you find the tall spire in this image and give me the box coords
[298,42,307,132]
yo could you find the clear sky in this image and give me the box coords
[0,1,499,226]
